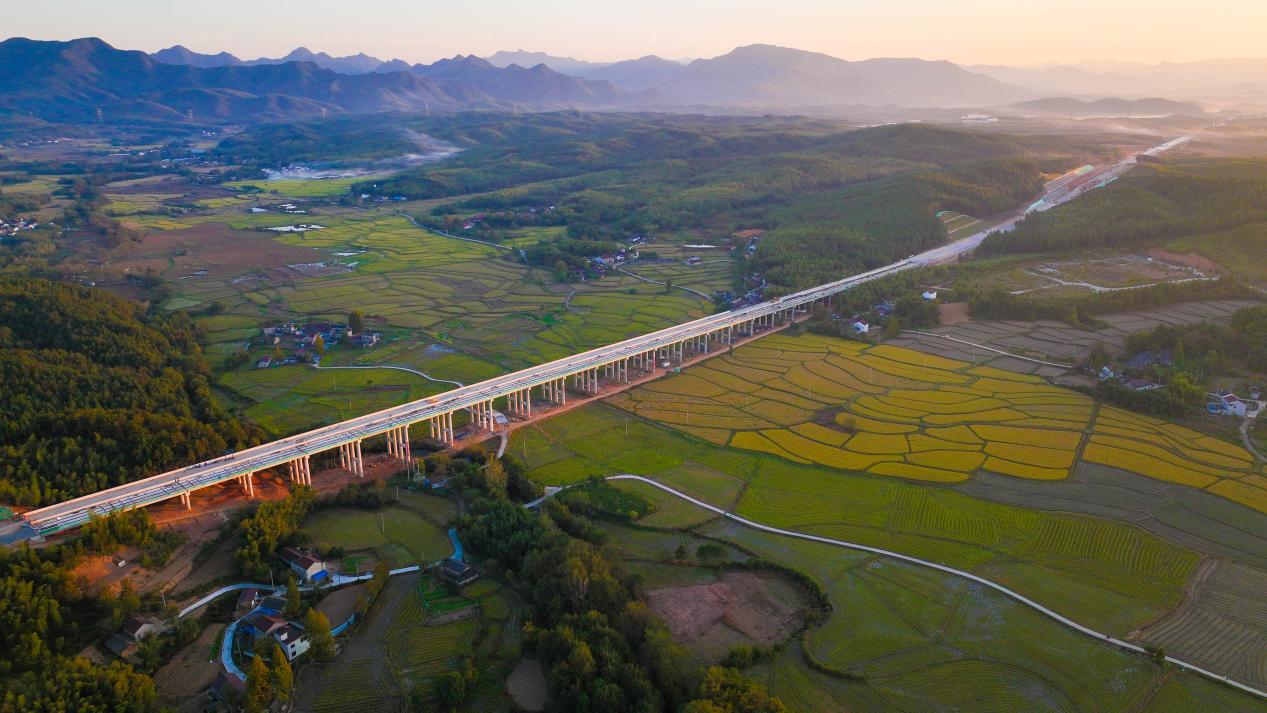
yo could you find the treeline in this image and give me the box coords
[0,279,264,506]
[57,179,137,248]
[233,487,314,580]
[213,115,435,167]
[978,159,1267,255]
[523,238,622,278]
[1094,377,1205,418]
[965,277,1256,325]
[1125,305,1267,374]
[752,158,1058,293]
[0,190,44,220]
[449,452,785,712]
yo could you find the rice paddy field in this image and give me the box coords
[605,331,1267,515]
[509,329,1267,694]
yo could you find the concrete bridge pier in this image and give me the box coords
[430,412,454,447]
[179,491,192,509]
[350,439,364,477]
[286,457,310,487]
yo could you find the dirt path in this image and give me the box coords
[613,265,713,300]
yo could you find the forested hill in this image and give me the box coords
[978,158,1267,256]
[0,279,263,506]
[343,114,1107,293]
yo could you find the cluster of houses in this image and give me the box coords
[1097,349,1264,417]
[1208,388,1261,417]
[236,590,311,661]
[255,321,381,369]
[234,547,331,664]
[1097,349,1174,391]
[0,218,37,238]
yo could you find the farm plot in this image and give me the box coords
[512,404,1200,635]
[310,578,480,713]
[610,331,1263,513]
[695,519,1261,713]
[301,502,452,567]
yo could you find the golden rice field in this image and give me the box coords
[609,332,1267,513]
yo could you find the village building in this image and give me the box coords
[439,557,479,586]
[279,546,328,583]
[272,623,310,660]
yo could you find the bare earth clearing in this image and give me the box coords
[646,570,812,661]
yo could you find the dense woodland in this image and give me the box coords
[0,279,263,505]
[978,158,1267,255]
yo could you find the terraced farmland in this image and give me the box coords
[607,332,1266,514]
[113,185,720,436]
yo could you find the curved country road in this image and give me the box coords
[606,474,1267,701]
[313,363,465,388]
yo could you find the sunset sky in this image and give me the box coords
[8,0,1266,66]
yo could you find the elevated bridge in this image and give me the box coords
[21,259,920,538]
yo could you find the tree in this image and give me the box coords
[348,310,366,334]
[433,670,469,712]
[244,655,272,713]
[696,543,725,563]
[665,279,674,294]
[313,334,326,356]
[553,259,569,282]
[305,608,335,661]
[686,666,786,713]
[273,344,284,361]
[269,642,293,701]
[368,560,390,599]
[285,573,302,618]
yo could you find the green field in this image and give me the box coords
[586,509,1267,712]
[301,496,454,567]
[107,193,721,437]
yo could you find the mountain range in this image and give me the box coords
[150,42,1034,109]
[0,37,1237,128]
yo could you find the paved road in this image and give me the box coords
[607,475,1267,701]
[19,135,1193,539]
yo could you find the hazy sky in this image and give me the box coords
[8,0,1266,66]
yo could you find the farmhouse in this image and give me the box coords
[272,623,310,660]
[851,319,870,335]
[243,611,288,637]
[121,614,159,641]
[439,557,479,586]
[1209,393,1248,417]
[279,546,328,583]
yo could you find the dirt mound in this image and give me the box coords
[645,570,811,659]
